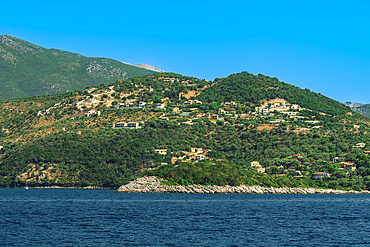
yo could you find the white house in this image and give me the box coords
[284,112,298,116]
[312,172,330,180]
[290,116,306,120]
[353,143,366,148]
[138,102,147,108]
[113,122,140,129]
[155,149,167,155]
[305,120,320,124]
[195,155,206,161]
[250,161,262,168]
[86,110,101,117]
[218,109,227,114]
[156,103,165,109]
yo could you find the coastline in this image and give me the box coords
[13,186,117,190]
[117,176,370,194]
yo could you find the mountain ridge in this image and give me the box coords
[0,35,157,100]
[342,101,370,118]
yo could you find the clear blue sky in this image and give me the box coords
[1,0,369,103]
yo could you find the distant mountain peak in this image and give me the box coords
[121,61,164,72]
[342,102,365,109]
[134,64,164,72]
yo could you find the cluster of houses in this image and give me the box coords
[111,96,317,130]
[154,147,209,163]
[157,77,178,83]
[183,100,203,106]
[250,150,367,180]
[137,147,209,172]
[170,101,248,125]
[117,102,165,110]
[157,77,199,87]
[117,102,146,109]
[256,98,302,113]
[254,99,318,124]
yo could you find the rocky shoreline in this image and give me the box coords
[117,176,370,194]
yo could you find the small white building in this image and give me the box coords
[156,103,165,109]
[218,109,227,114]
[274,107,290,112]
[353,143,366,148]
[86,110,101,117]
[155,149,167,155]
[195,155,206,161]
[138,102,147,108]
[250,161,262,168]
[305,120,320,124]
[284,112,298,116]
[290,116,306,120]
[291,104,301,110]
[312,172,330,180]
[270,119,285,123]
[113,122,140,129]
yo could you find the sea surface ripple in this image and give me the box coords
[1,189,370,246]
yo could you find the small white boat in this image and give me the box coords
[25,180,29,190]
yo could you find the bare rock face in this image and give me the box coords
[134,64,164,72]
[117,176,370,194]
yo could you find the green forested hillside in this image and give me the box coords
[1,71,370,190]
[197,72,350,115]
[0,35,155,100]
[146,161,323,188]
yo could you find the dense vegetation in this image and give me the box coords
[197,72,350,116]
[0,35,154,100]
[2,120,370,190]
[1,71,370,191]
[145,161,321,188]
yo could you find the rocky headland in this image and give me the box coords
[117,176,370,194]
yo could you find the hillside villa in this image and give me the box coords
[158,77,178,83]
[113,122,140,129]
[312,172,331,180]
[292,154,303,159]
[195,154,206,161]
[218,109,227,114]
[172,107,181,113]
[340,162,357,171]
[184,100,202,106]
[353,143,366,148]
[154,149,167,155]
[156,103,165,109]
[223,102,237,107]
[86,110,100,117]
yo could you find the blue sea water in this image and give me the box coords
[1,189,370,246]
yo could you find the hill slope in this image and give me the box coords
[0,35,155,100]
[1,72,370,191]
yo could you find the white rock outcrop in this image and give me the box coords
[117,176,369,194]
